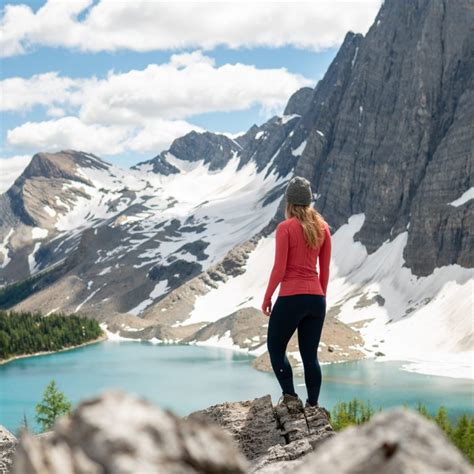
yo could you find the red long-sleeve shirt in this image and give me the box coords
[263,216,331,306]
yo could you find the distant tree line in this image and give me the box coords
[0,310,103,360]
[0,262,67,310]
[331,399,474,464]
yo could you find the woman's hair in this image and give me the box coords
[285,202,326,248]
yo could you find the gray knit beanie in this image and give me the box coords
[285,176,312,205]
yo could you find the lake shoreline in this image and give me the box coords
[99,323,474,381]
[0,333,108,366]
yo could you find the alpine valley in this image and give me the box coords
[0,0,472,378]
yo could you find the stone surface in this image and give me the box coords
[288,0,474,276]
[188,394,335,472]
[11,390,248,474]
[0,426,17,474]
[294,407,474,474]
[9,392,471,474]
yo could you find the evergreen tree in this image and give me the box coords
[452,414,474,464]
[0,310,103,360]
[35,380,72,432]
[435,406,452,437]
[415,402,432,420]
[330,400,473,465]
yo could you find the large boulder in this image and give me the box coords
[188,394,334,470]
[295,407,474,474]
[9,392,472,474]
[0,426,17,474]
[11,390,248,474]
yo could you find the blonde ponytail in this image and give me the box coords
[285,202,326,248]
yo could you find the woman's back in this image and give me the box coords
[263,216,331,305]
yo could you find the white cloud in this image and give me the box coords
[125,119,205,153]
[1,0,382,58]
[5,116,205,156]
[0,154,31,193]
[3,50,314,154]
[1,72,81,112]
[46,106,66,117]
[6,117,133,155]
[78,59,313,124]
[2,52,312,120]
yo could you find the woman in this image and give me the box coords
[261,176,331,410]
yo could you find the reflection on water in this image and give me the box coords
[1,341,472,434]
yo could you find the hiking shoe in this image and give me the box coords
[277,393,304,412]
[305,400,331,421]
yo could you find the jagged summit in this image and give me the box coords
[288,0,473,275]
[10,150,110,190]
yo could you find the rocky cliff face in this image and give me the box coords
[287,0,473,276]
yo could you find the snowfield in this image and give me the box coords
[180,213,474,379]
[2,149,471,380]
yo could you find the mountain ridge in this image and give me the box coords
[0,0,472,378]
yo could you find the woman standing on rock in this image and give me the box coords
[262,176,331,410]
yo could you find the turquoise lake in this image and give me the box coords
[1,340,473,434]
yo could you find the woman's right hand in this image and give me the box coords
[261,300,272,317]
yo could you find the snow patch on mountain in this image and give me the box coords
[330,214,473,379]
[0,229,13,269]
[32,227,48,239]
[28,242,42,273]
[129,280,170,316]
[449,187,474,207]
[179,212,473,379]
[279,114,300,125]
[181,235,275,326]
[292,140,307,157]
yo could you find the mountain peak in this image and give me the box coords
[17,150,109,186]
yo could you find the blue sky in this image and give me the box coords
[0,0,381,180]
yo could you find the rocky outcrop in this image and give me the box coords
[8,391,473,474]
[283,87,314,117]
[11,390,249,474]
[189,394,334,473]
[183,306,365,372]
[294,408,474,474]
[135,130,243,172]
[0,426,17,474]
[183,307,269,350]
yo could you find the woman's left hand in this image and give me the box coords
[261,301,272,316]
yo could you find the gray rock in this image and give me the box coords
[184,307,268,351]
[9,393,472,474]
[136,130,243,172]
[0,425,17,474]
[12,389,248,474]
[188,395,335,472]
[189,395,285,460]
[294,407,474,474]
[291,0,473,275]
[283,87,314,117]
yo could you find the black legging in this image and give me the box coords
[267,293,326,405]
